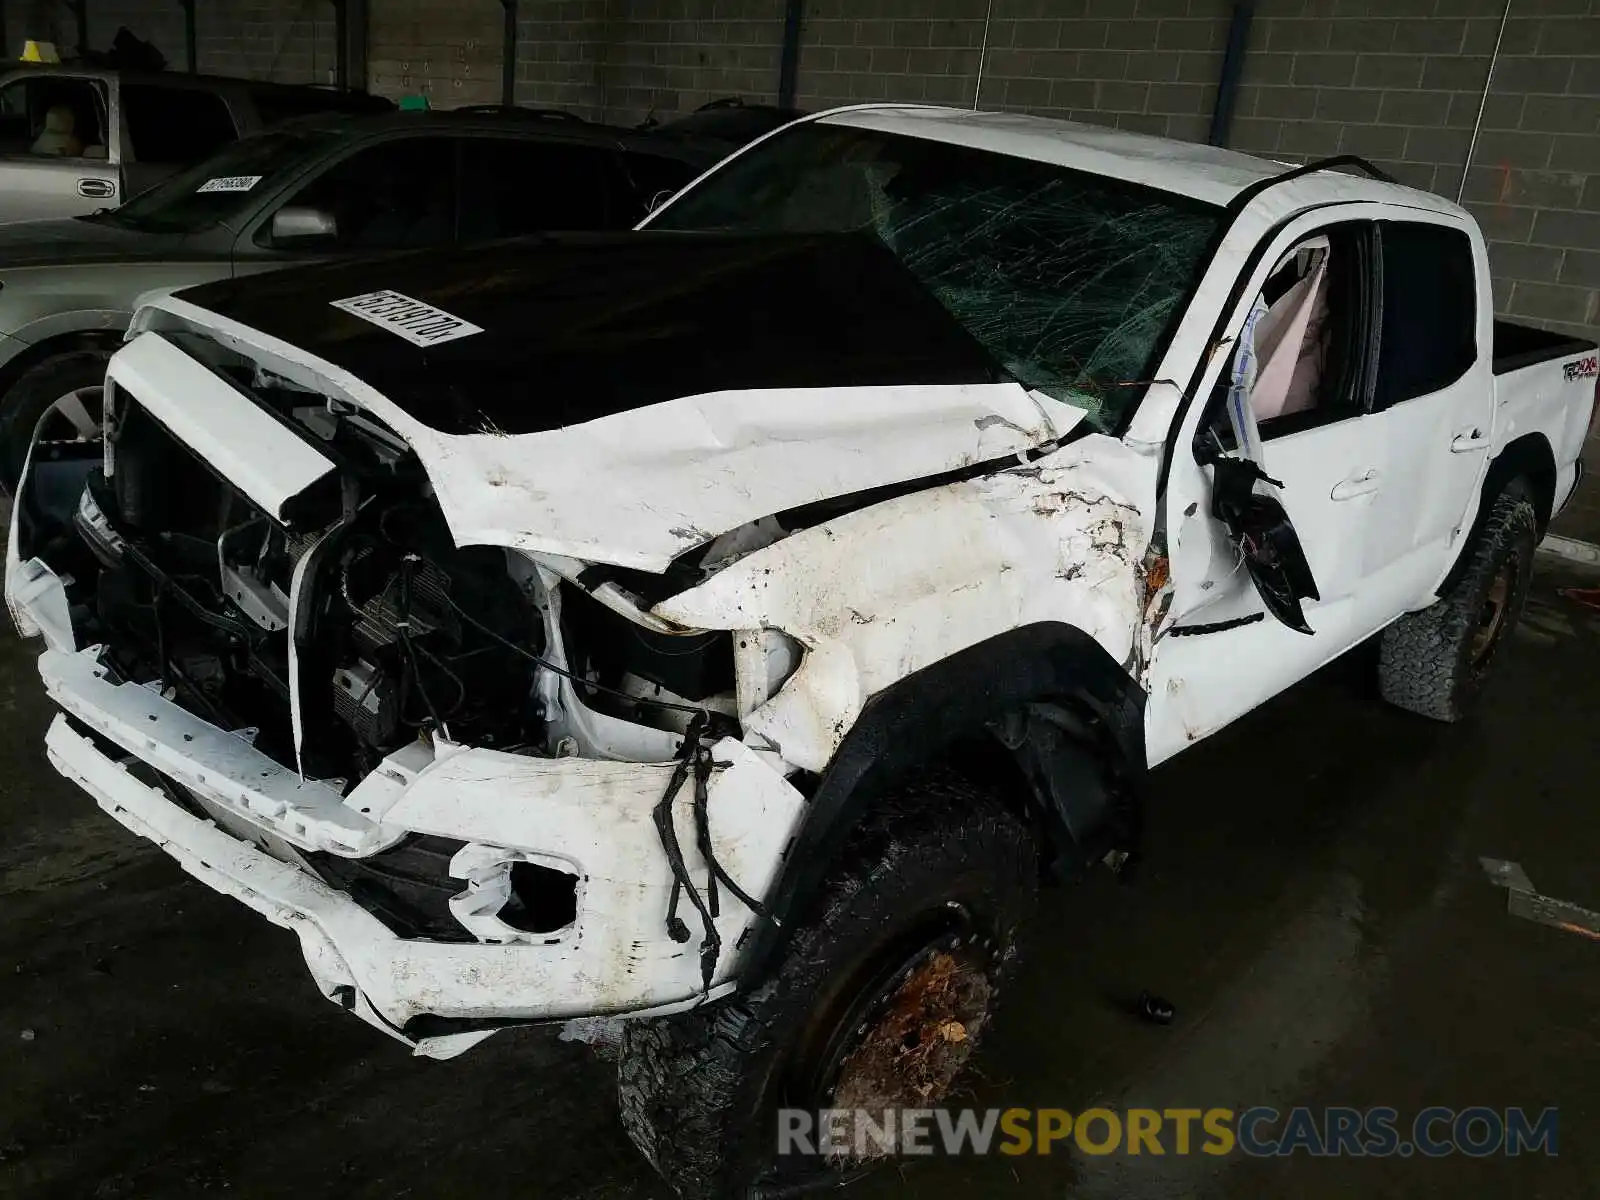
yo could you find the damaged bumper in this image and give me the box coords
[13,558,804,1055]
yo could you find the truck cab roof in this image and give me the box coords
[814,103,1463,216]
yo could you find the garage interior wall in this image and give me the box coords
[6,0,337,82]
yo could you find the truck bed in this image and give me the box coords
[1493,319,1598,376]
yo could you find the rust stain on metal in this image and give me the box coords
[827,951,991,1159]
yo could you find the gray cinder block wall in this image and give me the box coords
[5,0,336,83]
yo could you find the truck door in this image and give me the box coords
[1145,218,1387,766]
[1348,217,1493,635]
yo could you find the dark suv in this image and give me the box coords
[0,110,726,483]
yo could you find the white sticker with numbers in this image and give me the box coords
[329,290,484,347]
[195,175,263,194]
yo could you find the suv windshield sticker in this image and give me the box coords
[195,175,264,194]
[328,290,485,348]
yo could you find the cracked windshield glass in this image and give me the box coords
[652,121,1223,433]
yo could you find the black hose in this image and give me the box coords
[396,555,450,739]
[650,714,721,990]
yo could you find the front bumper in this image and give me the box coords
[12,553,805,1054]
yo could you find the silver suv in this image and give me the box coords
[0,65,389,222]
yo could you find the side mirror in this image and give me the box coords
[1211,456,1321,635]
[270,206,338,245]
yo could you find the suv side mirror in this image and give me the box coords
[270,206,338,245]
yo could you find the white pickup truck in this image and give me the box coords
[7,105,1597,1197]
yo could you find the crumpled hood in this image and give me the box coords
[140,234,1094,570]
[385,378,1085,569]
[0,216,193,268]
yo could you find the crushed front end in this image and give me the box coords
[6,324,806,1057]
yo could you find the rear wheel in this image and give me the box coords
[1378,480,1538,722]
[0,349,112,492]
[616,772,1038,1198]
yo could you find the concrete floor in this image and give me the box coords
[2,566,1598,1200]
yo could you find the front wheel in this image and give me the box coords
[617,772,1039,1199]
[1378,480,1538,722]
[0,349,112,493]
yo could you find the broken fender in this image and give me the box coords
[657,434,1157,772]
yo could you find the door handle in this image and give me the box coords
[1330,469,1381,501]
[76,178,115,198]
[1451,429,1491,453]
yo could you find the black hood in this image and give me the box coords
[172,231,1003,436]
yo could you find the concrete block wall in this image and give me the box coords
[1229,0,1600,346]
[369,0,502,105]
[513,0,785,121]
[5,0,337,84]
[796,0,1230,139]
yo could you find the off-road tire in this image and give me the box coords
[616,773,1038,1199]
[1378,480,1537,722]
[0,348,112,491]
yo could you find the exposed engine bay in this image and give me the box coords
[36,362,751,789]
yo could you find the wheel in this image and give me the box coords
[617,772,1038,1199]
[1378,479,1537,722]
[0,349,112,492]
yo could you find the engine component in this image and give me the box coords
[298,502,544,773]
[331,658,399,748]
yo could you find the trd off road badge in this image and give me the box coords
[1563,355,1598,382]
[329,290,484,347]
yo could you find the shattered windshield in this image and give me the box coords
[650,123,1222,432]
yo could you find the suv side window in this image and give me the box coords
[457,137,615,240]
[0,76,111,158]
[123,84,239,165]
[267,136,457,251]
[1373,221,1477,410]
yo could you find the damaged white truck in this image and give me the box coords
[8,105,1598,1197]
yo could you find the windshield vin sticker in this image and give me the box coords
[329,290,484,348]
[195,175,263,193]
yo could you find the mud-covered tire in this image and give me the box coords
[616,773,1038,1199]
[0,348,112,492]
[1378,479,1538,722]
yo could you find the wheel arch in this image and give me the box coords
[1438,433,1555,597]
[736,621,1147,985]
[0,326,125,401]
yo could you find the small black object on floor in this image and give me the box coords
[1136,990,1175,1025]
